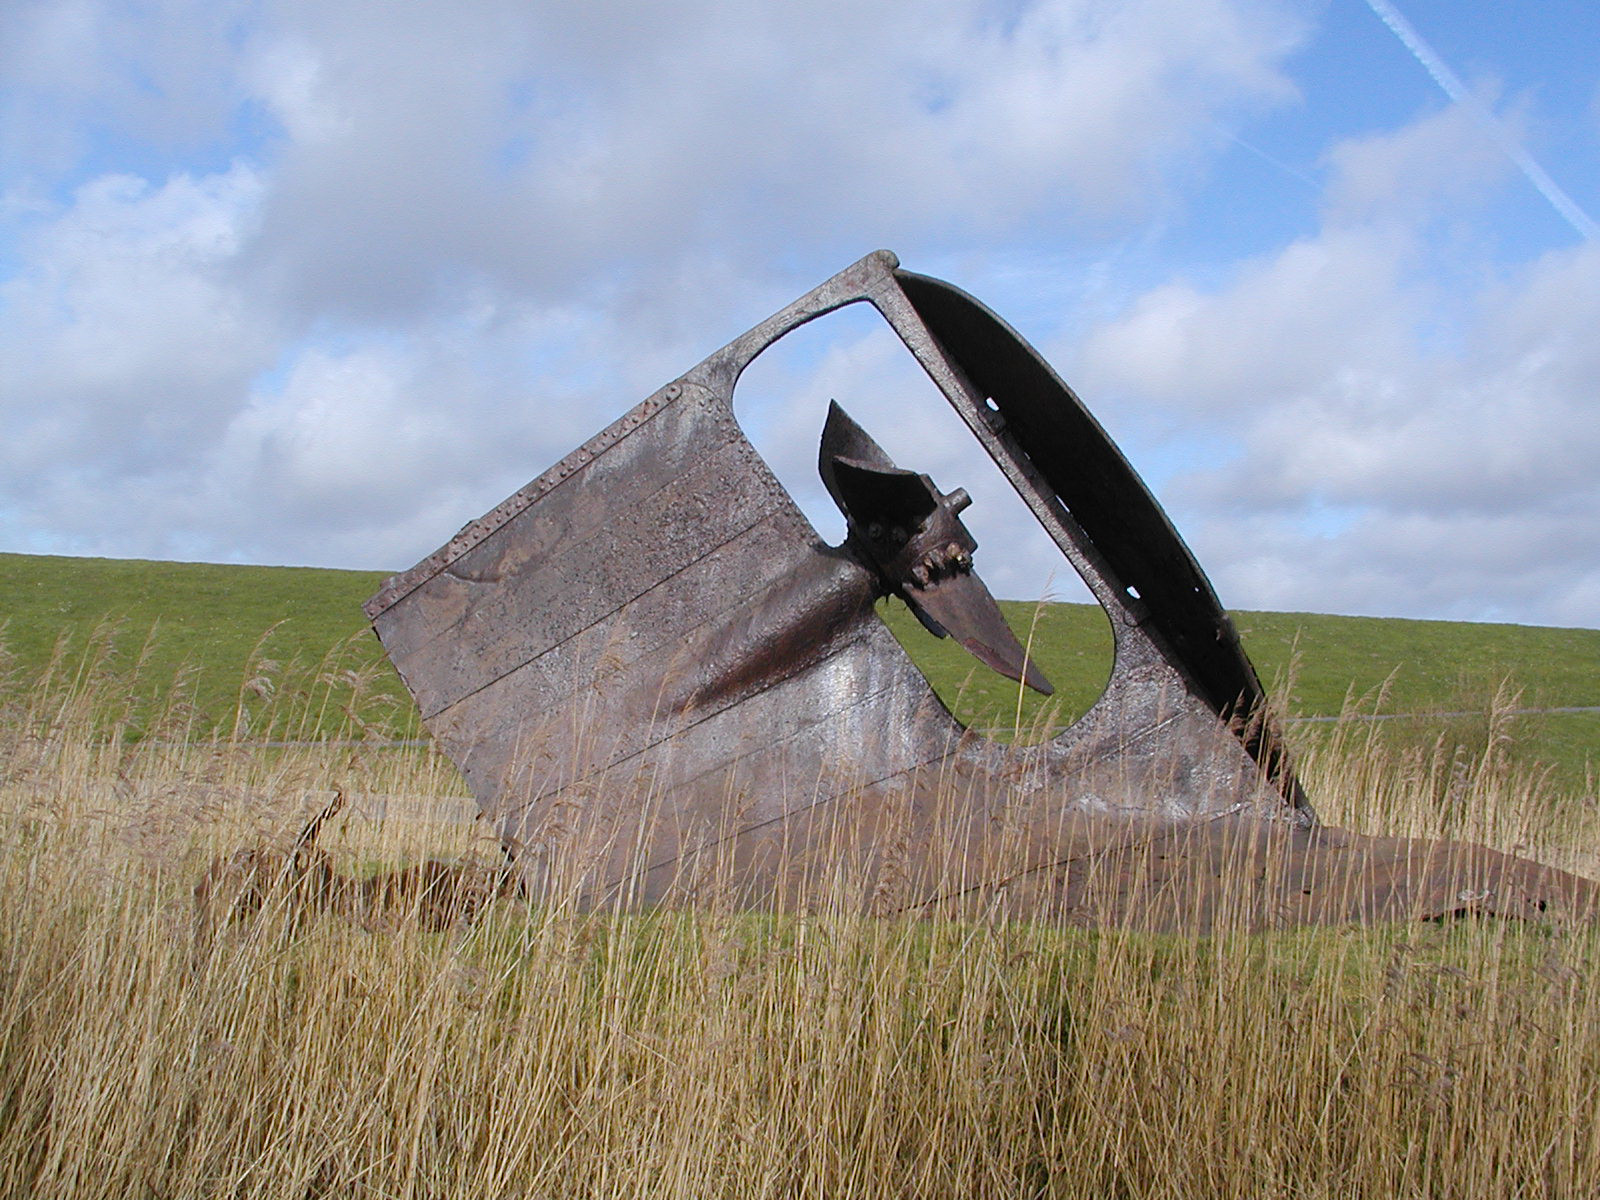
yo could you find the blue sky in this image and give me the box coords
[2,0,1598,627]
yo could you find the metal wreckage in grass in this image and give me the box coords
[366,251,1595,930]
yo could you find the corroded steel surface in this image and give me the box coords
[819,400,1052,696]
[366,251,1596,928]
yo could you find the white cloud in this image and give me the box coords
[229,0,1308,321]
[1175,237,1600,522]
[0,165,273,478]
[1078,226,1424,416]
[2,0,1315,579]
[1075,95,1600,625]
[1321,97,1512,227]
[14,2,1595,632]
[0,0,251,180]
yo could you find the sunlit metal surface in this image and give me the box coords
[367,252,1594,928]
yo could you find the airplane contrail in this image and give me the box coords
[1363,0,1599,242]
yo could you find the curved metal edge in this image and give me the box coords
[365,252,904,620]
[887,269,1308,813]
[666,250,1307,814]
[364,248,1307,814]
[685,249,902,395]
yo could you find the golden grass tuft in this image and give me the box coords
[0,632,1597,1199]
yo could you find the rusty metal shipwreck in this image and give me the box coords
[365,251,1595,931]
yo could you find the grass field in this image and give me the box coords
[1,594,1597,1197]
[3,551,1598,792]
[2,551,1599,1197]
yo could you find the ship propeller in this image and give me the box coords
[818,401,1052,696]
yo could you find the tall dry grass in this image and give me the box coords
[0,632,1597,1199]
[1293,675,1600,880]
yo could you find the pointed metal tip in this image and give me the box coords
[1023,662,1055,697]
[954,632,1054,696]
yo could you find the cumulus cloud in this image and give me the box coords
[7,0,1597,631]
[1075,100,1600,626]
[0,0,252,186]
[1,0,1311,576]
[232,0,1306,322]
[0,165,273,482]
[1321,98,1513,228]
[1078,226,1425,418]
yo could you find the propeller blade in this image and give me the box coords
[819,400,898,518]
[908,574,1054,696]
[829,458,937,530]
[818,399,1053,696]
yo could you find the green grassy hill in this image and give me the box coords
[874,596,1600,791]
[3,551,1596,786]
[0,553,403,742]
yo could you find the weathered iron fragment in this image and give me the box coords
[819,401,1052,696]
[366,251,1596,930]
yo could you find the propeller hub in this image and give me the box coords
[817,400,1053,696]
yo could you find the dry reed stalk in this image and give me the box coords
[1,628,1597,1199]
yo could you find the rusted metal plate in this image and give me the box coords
[367,250,1596,928]
[917,817,1600,930]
